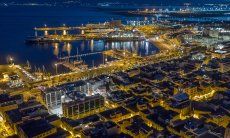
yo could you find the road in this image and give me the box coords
[30,44,183,88]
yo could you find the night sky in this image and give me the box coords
[1,0,229,5]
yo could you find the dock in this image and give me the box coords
[26,22,147,44]
[58,60,88,72]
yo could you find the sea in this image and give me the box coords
[0,5,159,73]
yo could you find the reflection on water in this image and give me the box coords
[66,42,72,56]
[90,39,94,52]
[53,43,59,56]
[53,40,158,58]
[43,40,158,72]
[28,40,158,73]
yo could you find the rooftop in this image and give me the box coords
[19,119,55,137]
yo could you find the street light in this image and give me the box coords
[55,63,58,75]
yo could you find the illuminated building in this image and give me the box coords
[42,87,64,108]
[42,80,89,109]
[62,93,104,118]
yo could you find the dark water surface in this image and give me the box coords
[0,5,158,73]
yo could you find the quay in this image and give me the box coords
[25,35,84,44]
[58,52,104,60]
[26,33,146,44]
[26,21,147,44]
[58,60,88,72]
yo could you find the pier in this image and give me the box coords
[26,22,148,44]
[57,60,88,72]
[58,51,103,60]
[34,26,86,36]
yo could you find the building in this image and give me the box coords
[60,80,88,93]
[62,93,104,118]
[170,93,189,108]
[17,119,57,138]
[0,94,23,112]
[42,87,64,108]
[42,80,90,108]
[81,121,120,138]
[117,115,154,138]
[4,109,23,132]
[2,97,68,138]
[174,84,198,98]
[100,106,131,122]
[61,114,101,135]
[88,76,107,95]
